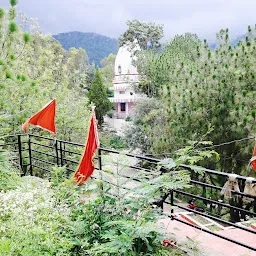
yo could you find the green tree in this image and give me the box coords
[126,28,256,175]
[88,69,112,126]
[119,19,164,52]
[134,33,200,97]
[65,47,91,90]
[0,1,91,142]
[99,53,116,97]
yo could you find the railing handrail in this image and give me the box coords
[1,133,256,183]
[1,133,256,252]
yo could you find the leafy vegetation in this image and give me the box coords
[0,0,255,253]
[0,158,195,255]
[126,27,256,176]
[88,69,113,126]
[100,130,128,150]
[0,1,96,142]
[99,53,116,97]
[119,19,164,52]
[0,150,21,191]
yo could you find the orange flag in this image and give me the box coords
[22,99,56,134]
[250,142,256,171]
[74,110,99,185]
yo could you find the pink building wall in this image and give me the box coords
[114,102,135,118]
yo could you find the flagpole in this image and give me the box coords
[91,106,104,193]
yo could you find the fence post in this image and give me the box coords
[60,141,63,166]
[170,190,174,214]
[27,134,33,176]
[55,139,59,166]
[98,147,103,191]
[98,147,102,171]
[17,134,23,174]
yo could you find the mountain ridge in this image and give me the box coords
[53,31,119,66]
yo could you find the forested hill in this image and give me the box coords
[53,32,118,66]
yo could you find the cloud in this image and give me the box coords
[0,0,255,42]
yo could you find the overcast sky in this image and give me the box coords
[0,0,255,42]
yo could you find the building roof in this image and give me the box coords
[114,44,139,76]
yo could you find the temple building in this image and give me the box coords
[109,45,141,118]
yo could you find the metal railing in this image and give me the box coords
[0,133,256,252]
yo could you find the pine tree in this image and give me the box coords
[88,69,112,126]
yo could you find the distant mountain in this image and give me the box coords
[53,32,118,66]
[231,34,246,46]
[209,34,247,49]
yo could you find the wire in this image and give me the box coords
[198,136,255,150]
[142,136,256,157]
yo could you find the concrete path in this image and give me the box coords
[160,216,256,256]
[104,116,129,136]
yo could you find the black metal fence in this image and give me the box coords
[0,133,256,252]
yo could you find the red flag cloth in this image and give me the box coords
[22,99,56,134]
[250,143,256,171]
[74,111,99,185]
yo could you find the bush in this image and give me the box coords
[0,143,208,255]
[0,176,73,256]
[100,131,128,149]
[106,110,114,118]
[0,150,21,191]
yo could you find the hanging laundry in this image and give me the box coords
[221,174,240,199]
[243,177,255,203]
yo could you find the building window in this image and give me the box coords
[118,65,122,74]
[119,91,125,94]
[120,103,126,111]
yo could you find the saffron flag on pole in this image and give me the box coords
[22,99,57,134]
[250,140,256,171]
[74,109,99,185]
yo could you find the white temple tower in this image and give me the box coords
[109,45,140,118]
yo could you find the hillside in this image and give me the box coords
[53,32,118,66]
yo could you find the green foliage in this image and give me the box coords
[100,130,128,149]
[50,166,67,187]
[119,19,164,52]
[90,215,164,255]
[0,176,73,256]
[126,27,256,175]
[23,32,30,43]
[0,144,204,255]
[65,47,93,89]
[135,33,200,97]
[8,21,17,33]
[88,69,113,126]
[137,141,218,199]
[99,53,116,95]
[124,98,164,152]
[0,1,92,142]
[0,8,4,19]
[10,0,18,7]
[0,150,20,191]
[8,6,16,19]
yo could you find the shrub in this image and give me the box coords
[0,150,21,191]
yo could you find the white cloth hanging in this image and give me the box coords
[243,177,255,203]
[221,174,240,199]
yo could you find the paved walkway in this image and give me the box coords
[104,116,128,136]
[159,215,256,256]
